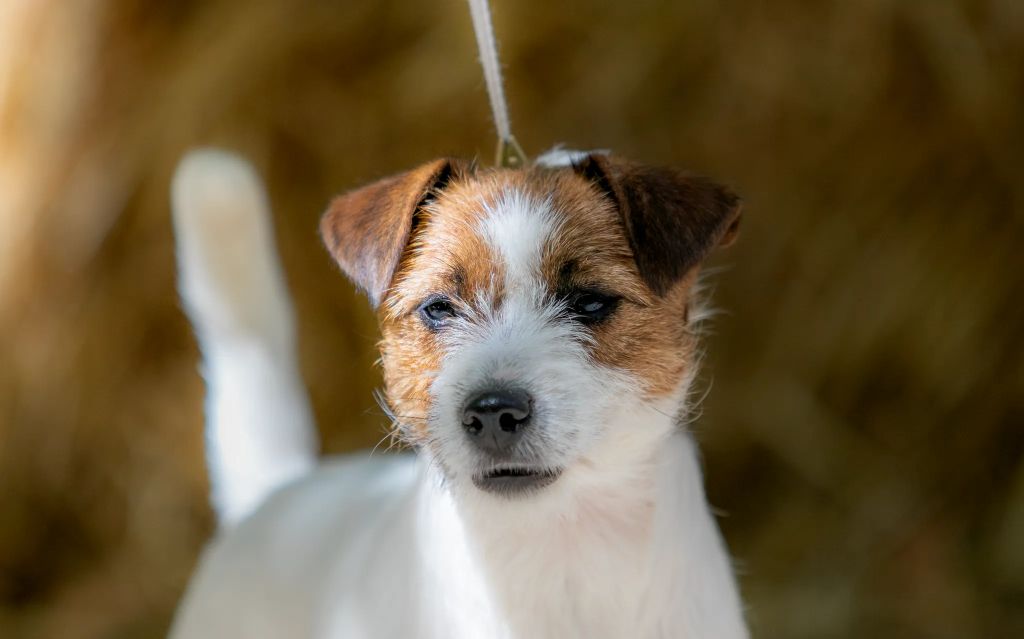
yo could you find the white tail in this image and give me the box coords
[172,149,318,529]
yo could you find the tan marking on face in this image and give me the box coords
[538,171,698,398]
[378,172,514,443]
[376,168,701,443]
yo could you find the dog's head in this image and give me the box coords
[321,152,740,504]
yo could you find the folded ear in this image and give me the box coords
[320,158,466,307]
[573,154,743,296]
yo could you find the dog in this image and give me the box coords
[169,147,749,638]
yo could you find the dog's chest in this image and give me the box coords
[505,543,653,637]
[465,503,662,637]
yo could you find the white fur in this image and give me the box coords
[170,151,748,638]
[172,149,317,528]
[477,189,556,288]
[534,146,609,168]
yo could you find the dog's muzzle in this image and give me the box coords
[462,388,562,496]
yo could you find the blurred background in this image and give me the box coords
[1,0,1021,637]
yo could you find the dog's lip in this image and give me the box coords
[472,465,562,497]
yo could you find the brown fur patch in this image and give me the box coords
[537,169,698,399]
[319,158,467,307]
[575,154,742,295]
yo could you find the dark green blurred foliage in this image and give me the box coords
[0,1,1021,637]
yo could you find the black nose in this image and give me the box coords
[462,389,532,454]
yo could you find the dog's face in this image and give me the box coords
[321,154,740,503]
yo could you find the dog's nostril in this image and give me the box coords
[498,412,521,432]
[465,416,483,434]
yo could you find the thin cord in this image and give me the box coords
[467,0,510,141]
[466,0,526,167]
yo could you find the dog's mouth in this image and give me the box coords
[472,465,562,497]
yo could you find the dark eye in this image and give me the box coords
[419,296,457,328]
[567,291,619,325]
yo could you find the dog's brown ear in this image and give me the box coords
[573,154,742,296]
[320,158,466,307]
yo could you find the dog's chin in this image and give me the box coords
[471,464,563,498]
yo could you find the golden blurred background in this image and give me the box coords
[1,0,1022,637]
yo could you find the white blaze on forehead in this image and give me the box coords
[477,188,557,291]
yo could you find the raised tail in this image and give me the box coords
[172,149,318,529]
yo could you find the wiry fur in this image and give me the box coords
[171,148,749,638]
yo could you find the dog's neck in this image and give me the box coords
[415,403,748,638]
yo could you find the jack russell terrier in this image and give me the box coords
[169,147,749,638]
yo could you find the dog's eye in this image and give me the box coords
[419,296,457,328]
[567,291,619,325]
